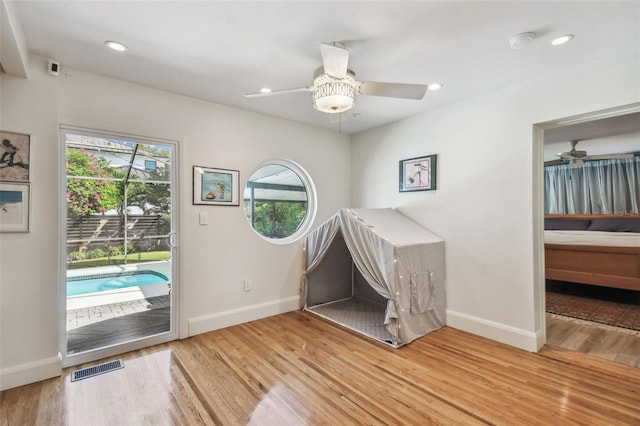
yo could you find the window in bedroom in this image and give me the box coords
[243,159,316,243]
[544,156,640,214]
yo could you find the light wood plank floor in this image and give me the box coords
[546,314,640,368]
[2,311,639,425]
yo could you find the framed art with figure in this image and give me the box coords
[193,166,239,206]
[399,154,437,192]
[0,131,30,182]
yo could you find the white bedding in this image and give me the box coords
[544,230,640,247]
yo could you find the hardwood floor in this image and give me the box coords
[546,314,640,368]
[545,281,640,368]
[2,311,639,425]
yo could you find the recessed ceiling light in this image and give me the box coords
[551,34,574,46]
[105,41,127,52]
[427,83,443,91]
[260,87,272,94]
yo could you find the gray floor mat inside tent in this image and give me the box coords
[307,297,394,345]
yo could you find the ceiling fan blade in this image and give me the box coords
[559,151,587,160]
[586,153,634,160]
[358,81,427,99]
[244,87,310,98]
[544,159,565,166]
[320,42,349,78]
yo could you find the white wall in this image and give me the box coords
[351,52,639,351]
[0,56,61,389]
[57,67,351,337]
[0,56,350,390]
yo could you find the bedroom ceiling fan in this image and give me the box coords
[243,42,429,114]
[544,140,634,167]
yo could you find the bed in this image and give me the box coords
[544,214,640,291]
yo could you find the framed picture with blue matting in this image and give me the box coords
[0,182,30,232]
[193,166,239,206]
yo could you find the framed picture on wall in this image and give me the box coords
[0,130,30,182]
[193,166,240,206]
[399,154,437,192]
[0,182,30,232]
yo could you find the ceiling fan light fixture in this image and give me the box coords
[312,71,357,114]
[570,158,584,167]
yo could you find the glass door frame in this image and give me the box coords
[58,125,179,368]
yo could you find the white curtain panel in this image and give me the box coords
[302,208,445,346]
[545,157,639,214]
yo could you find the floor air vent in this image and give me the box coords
[71,359,124,382]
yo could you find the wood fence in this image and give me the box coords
[67,214,170,253]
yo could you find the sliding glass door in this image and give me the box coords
[60,126,178,366]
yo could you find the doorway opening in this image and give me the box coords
[60,126,178,367]
[533,103,640,367]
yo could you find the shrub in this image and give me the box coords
[67,251,86,262]
[108,246,123,257]
[86,248,106,259]
[126,243,136,254]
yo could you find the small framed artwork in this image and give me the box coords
[193,166,240,206]
[0,182,30,232]
[0,130,30,182]
[399,154,437,192]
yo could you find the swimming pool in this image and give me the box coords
[67,270,169,296]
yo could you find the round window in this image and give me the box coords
[243,159,316,244]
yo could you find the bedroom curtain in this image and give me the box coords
[545,157,640,214]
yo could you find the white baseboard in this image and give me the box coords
[188,296,300,337]
[446,310,540,352]
[0,353,62,391]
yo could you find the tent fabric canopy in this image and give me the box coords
[302,208,445,347]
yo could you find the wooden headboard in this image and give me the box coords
[545,214,640,219]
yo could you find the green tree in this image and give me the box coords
[250,201,307,238]
[126,165,171,239]
[126,165,171,216]
[66,148,121,215]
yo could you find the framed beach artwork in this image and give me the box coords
[193,166,240,206]
[0,130,30,182]
[399,154,437,192]
[0,182,30,232]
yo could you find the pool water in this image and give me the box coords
[67,271,169,296]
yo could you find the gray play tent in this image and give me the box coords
[302,208,445,347]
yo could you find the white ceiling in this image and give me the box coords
[2,1,639,135]
[543,112,640,161]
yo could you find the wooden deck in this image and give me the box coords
[67,297,170,354]
[2,310,639,425]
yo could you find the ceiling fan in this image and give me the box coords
[544,140,634,167]
[243,42,428,114]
